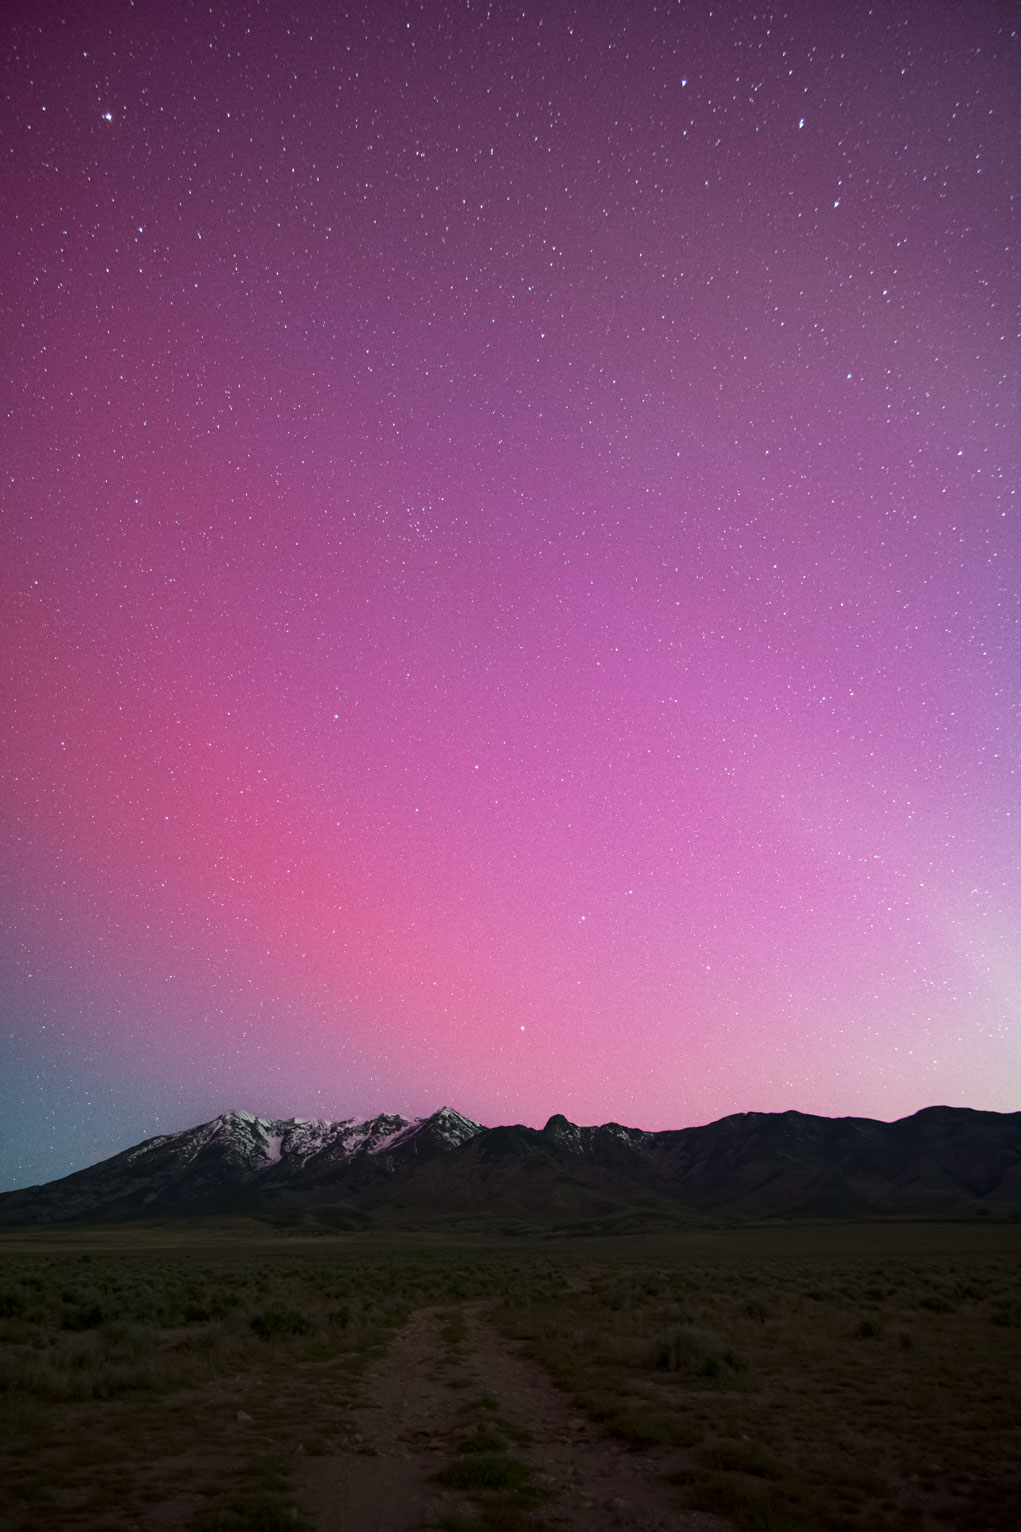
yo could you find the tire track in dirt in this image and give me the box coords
[296,1303,733,1532]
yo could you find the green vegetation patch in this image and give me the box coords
[249,1303,315,1340]
[194,1497,313,1532]
[492,1232,1021,1532]
[461,1426,508,1453]
[436,1453,530,1491]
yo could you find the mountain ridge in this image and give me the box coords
[1,1104,1019,1228]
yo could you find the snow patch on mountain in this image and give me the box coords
[366,1122,416,1154]
[189,1107,486,1171]
[430,1107,485,1146]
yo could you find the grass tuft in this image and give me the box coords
[435,1453,530,1491]
[462,1426,508,1452]
[194,1497,312,1531]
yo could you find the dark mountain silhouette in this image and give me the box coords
[1,1105,1019,1228]
[0,1108,483,1226]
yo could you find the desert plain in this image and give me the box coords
[1,1218,1019,1532]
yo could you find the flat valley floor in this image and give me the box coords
[1,1222,1019,1531]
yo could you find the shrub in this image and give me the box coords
[250,1304,315,1341]
[61,1302,105,1331]
[441,1313,467,1345]
[210,1293,242,1319]
[435,1454,529,1491]
[652,1323,745,1377]
[699,1441,781,1479]
[918,1294,954,1314]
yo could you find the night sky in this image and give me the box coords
[3,0,1018,1191]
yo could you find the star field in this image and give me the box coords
[2,0,1018,1189]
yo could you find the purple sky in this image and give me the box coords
[2,0,1018,1190]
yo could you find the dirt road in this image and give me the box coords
[297,1303,732,1531]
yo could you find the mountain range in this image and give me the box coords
[1,1104,1019,1231]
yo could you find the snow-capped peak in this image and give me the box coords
[191,1107,485,1173]
[428,1106,484,1143]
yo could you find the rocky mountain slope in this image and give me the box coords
[0,1107,482,1225]
[1,1104,1019,1227]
